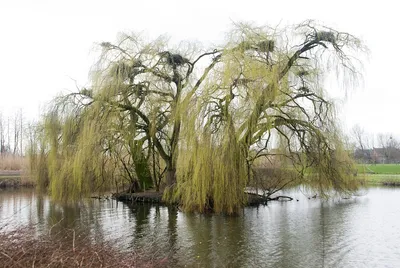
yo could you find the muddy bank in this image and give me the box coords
[0,177,35,188]
[0,170,34,188]
[113,191,281,207]
[113,191,164,204]
[0,170,22,177]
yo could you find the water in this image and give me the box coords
[1,187,400,267]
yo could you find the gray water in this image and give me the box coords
[1,187,400,267]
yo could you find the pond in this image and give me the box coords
[1,187,400,267]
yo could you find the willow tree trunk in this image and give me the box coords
[166,119,180,188]
[166,162,176,187]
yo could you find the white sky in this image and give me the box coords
[0,0,398,138]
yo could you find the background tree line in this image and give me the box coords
[0,110,24,156]
[351,125,400,164]
[0,110,29,170]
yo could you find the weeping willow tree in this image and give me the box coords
[31,32,221,199]
[174,21,366,213]
[31,20,366,212]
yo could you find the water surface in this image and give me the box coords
[1,187,399,267]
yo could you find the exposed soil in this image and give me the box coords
[0,170,34,188]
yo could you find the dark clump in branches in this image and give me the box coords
[237,40,274,52]
[257,40,275,52]
[160,51,189,66]
[316,31,336,43]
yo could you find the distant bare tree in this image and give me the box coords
[352,125,368,151]
[19,109,23,156]
[13,114,19,155]
[0,114,5,155]
[378,133,400,163]
[0,110,25,157]
[351,125,373,163]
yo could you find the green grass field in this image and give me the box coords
[356,164,400,185]
[357,164,400,174]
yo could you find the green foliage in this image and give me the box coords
[176,124,248,214]
[39,111,113,200]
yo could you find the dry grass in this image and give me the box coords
[0,226,168,268]
[0,155,28,171]
[0,155,34,187]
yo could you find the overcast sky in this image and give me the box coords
[0,0,398,138]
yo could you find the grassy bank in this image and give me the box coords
[361,174,400,186]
